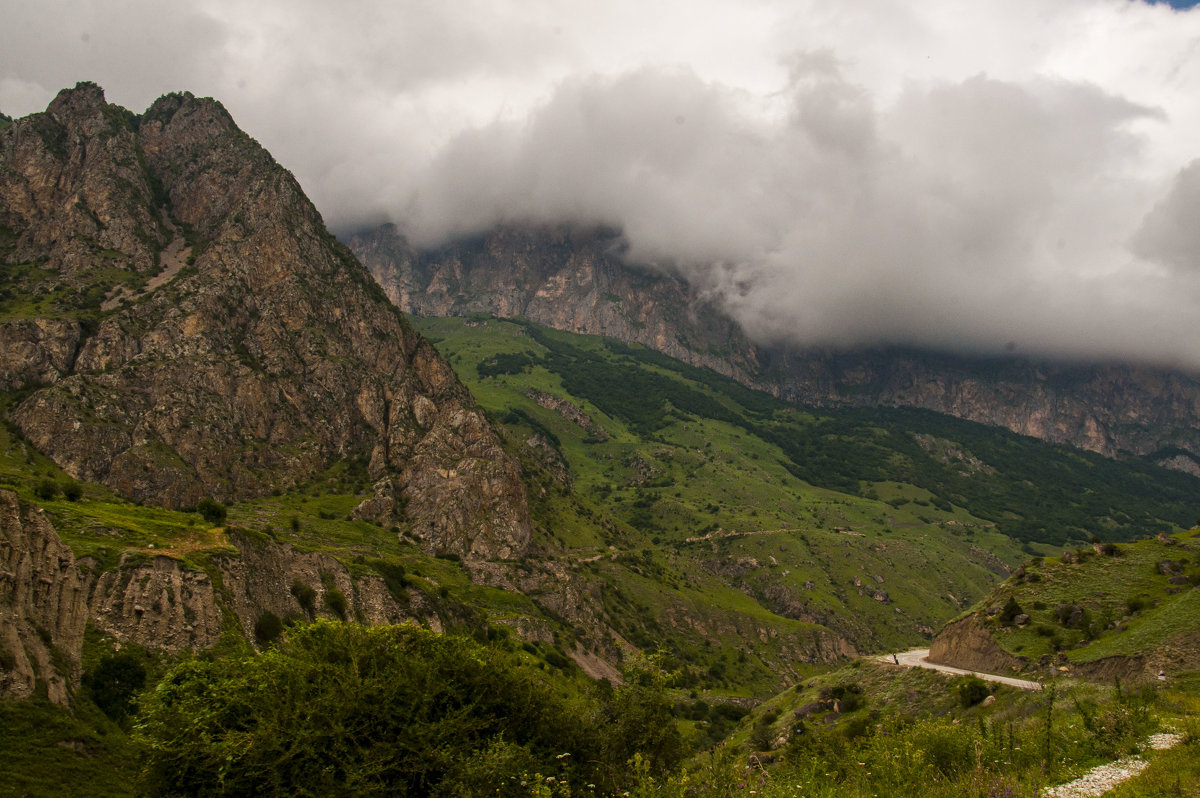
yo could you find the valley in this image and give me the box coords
[2,83,1199,796]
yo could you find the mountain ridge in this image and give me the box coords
[349,221,1200,476]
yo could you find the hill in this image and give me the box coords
[931,528,1200,683]
[405,314,1199,682]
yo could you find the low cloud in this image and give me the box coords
[3,0,1200,367]
[403,64,1198,366]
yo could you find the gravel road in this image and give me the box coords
[881,648,1043,691]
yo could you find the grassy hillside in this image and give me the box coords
[5,314,1200,794]
[953,529,1200,671]
[422,315,1197,547]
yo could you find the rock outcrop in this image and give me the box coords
[928,616,1026,675]
[0,494,454,702]
[0,490,88,705]
[86,553,224,652]
[1,83,529,559]
[350,223,763,383]
[351,222,1200,472]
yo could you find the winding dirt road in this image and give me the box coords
[881,648,1043,691]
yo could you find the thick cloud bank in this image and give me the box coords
[3,0,1199,366]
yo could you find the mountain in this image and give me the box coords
[349,222,1200,476]
[3,83,1200,795]
[406,315,1199,680]
[0,82,528,559]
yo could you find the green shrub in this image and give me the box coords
[253,611,284,646]
[956,675,991,707]
[997,596,1023,624]
[324,587,348,620]
[135,621,672,795]
[290,581,317,617]
[33,478,60,501]
[83,653,146,724]
[196,497,226,525]
[61,481,83,501]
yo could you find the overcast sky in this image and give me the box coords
[3,0,1200,367]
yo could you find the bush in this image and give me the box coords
[957,675,991,707]
[61,481,83,501]
[324,588,348,620]
[33,478,60,501]
[290,581,317,617]
[196,497,226,525]
[83,653,146,723]
[135,621,659,795]
[997,596,1023,624]
[253,611,284,646]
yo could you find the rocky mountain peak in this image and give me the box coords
[46,81,107,122]
[1,85,530,559]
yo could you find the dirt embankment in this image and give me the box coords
[928,616,1026,675]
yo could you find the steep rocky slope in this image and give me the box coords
[350,223,1200,474]
[0,83,528,559]
[351,223,763,383]
[0,490,87,705]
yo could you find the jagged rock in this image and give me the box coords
[214,530,422,643]
[1013,613,1030,626]
[351,223,761,384]
[0,319,82,391]
[1158,560,1183,576]
[525,433,572,485]
[0,490,88,705]
[525,389,608,440]
[1,83,529,559]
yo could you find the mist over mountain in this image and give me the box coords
[4,1,1200,368]
[350,221,1200,476]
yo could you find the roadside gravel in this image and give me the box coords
[1041,733,1183,798]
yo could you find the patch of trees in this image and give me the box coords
[135,620,682,796]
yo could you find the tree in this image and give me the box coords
[196,497,226,525]
[34,478,60,501]
[998,596,1024,625]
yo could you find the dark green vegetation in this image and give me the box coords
[135,621,681,796]
[0,700,141,798]
[441,315,1197,547]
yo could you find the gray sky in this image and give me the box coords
[3,0,1200,367]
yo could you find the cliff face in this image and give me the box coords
[350,223,763,383]
[351,223,1200,472]
[0,490,88,705]
[0,84,529,559]
[0,489,445,703]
